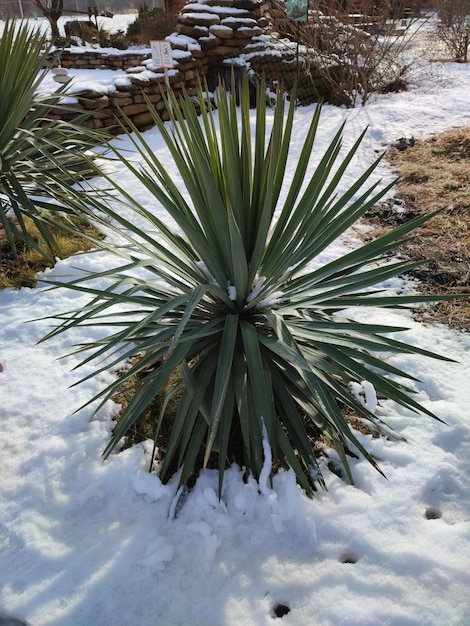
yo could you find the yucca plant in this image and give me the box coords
[42,78,456,495]
[0,18,107,260]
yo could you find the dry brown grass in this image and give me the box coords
[113,359,182,454]
[362,126,470,330]
[0,216,103,289]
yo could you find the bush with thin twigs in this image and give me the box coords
[434,0,470,61]
[245,1,428,106]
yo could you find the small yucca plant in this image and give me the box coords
[0,18,107,260]
[43,78,455,495]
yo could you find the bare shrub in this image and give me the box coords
[434,0,470,61]
[262,0,428,106]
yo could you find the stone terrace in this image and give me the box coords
[47,0,276,133]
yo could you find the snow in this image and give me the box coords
[348,380,378,414]
[2,16,470,626]
[182,3,251,16]
[0,12,138,37]
[166,33,201,51]
[41,68,127,96]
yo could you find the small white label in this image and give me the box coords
[150,40,174,68]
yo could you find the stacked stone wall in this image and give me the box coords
[50,49,152,71]
[46,0,277,134]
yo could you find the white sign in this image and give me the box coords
[150,40,174,69]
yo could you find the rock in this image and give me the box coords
[221,16,259,29]
[206,45,238,56]
[200,34,221,49]
[180,12,221,27]
[209,24,235,39]
[235,26,262,37]
[51,67,69,75]
[391,137,415,151]
[204,0,236,6]
[175,23,209,38]
[53,74,71,84]
[79,95,110,110]
[130,74,151,86]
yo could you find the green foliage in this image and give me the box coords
[126,7,176,45]
[42,79,455,495]
[0,18,107,261]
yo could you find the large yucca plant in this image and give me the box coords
[0,18,107,260]
[42,79,456,495]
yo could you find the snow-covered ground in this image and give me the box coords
[0,12,138,37]
[1,16,470,626]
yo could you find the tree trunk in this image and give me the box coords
[49,18,60,40]
[32,0,64,40]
